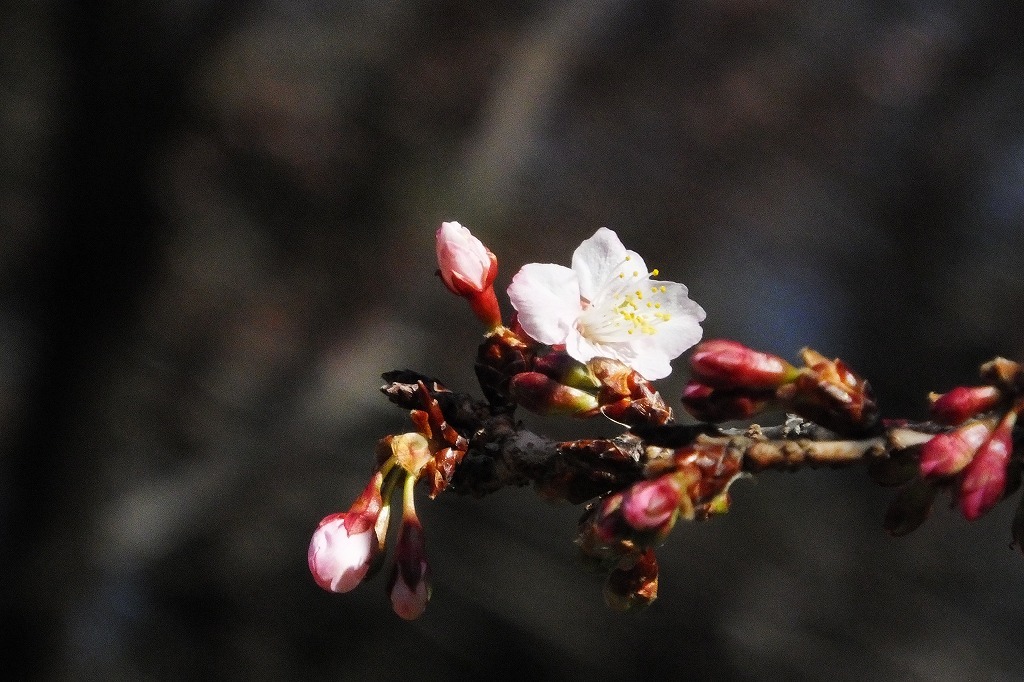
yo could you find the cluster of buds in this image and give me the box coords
[437,221,675,426]
[506,351,672,426]
[308,432,439,619]
[682,340,878,436]
[311,218,1024,619]
[576,440,743,609]
[912,358,1024,523]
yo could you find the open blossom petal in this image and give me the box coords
[509,228,705,380]
[571,227,646,302]
[308,513,376,593]
[507,263,581,345]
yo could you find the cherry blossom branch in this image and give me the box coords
[307,222,1024,618]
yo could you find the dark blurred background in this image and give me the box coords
[4,0,1024,679]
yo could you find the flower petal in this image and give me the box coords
[508,263,581,345]
[571,227,647,302]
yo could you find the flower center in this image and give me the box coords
[577,256,673,342]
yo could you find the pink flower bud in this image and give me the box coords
[930,385,1002,425]
[918,420,993,478]
[388,515,431,620]
[436,221,497,295]
[436,221,502,328]
[621,476,681,531]
[510,371,600,416]
[308,512,378,593]
[690,339,796,389]
[959,410,1017,521]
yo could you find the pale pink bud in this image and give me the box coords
[918,420,993,478]
[308,512,377,593]
[621,476,681,531]
[388,515,431,620]
[436,221,497,295]
[436,221,502,327]
[929,385,1002,425]
[690,339,796,389]
[959,411,1017,521]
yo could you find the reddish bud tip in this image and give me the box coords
[436,221,502,327]
[918,420,993,479]
[929,385,1002,425]
[959,411,1016,521]
[690,339,796,389]
[621,476,681,532]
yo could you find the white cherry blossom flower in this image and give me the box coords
[507,227,705,380]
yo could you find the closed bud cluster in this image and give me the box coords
[577,473,690,567]
[436,221,502,328]
[682,340,794,424]
[310,458,439,619]
[621,476,682,533]
[587,357,672,426]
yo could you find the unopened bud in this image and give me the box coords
[621,476,681,532]
[959,410,1017,521]
[435,221,502,328]
[929,385,1002,425]
[690,339,797,389]
[388,514,431,620]
[308,512,378,593]
[510,371,600,416]
[681,381,769,423]
[918,419,993,479]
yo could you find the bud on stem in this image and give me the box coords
[929,385,1002,425]
[959,408,1018,521]
[690,339,798,389]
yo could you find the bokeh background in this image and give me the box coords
[4,0,1024,679]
